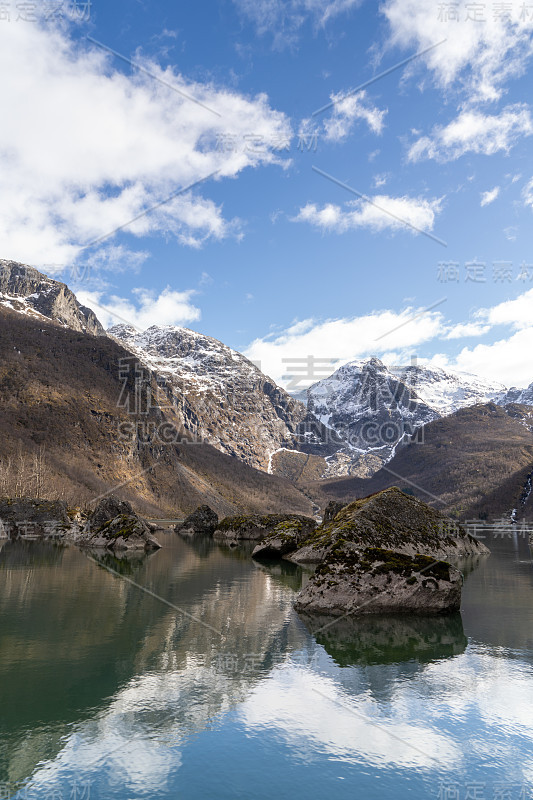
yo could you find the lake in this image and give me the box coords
[0,530,532,799]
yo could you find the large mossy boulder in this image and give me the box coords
[77,496,161,552]
[214,513,316,543]
[175,505,218,537]
[291,488,489,617]
[288,487,489,565]
[0,498,69,538]
[251,516,317,560]
[294,547,463,616]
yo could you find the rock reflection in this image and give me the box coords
[298,612,467,667]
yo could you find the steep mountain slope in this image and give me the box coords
[303,403,533,520]
[0,306,314,517]
[108,323,339,472]
[0,260,104,335]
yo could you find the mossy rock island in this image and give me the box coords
[74,496,162,552]
[175,505,219,537]
[288,487,489,565]
[294,547,463,616]
[289,488,489,616]
[214,513,317,543]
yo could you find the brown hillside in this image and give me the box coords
[0,307,313,518]
[304,403,533,520]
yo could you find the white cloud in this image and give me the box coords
[435,327,533,387]
[75,286,201,331]
[293,194,442,235]
[246,286,533,388]
[480,186,500,206]
[0,18,291,270]
[523,177,533,208]
[322,90,387,141]
[445,322,491,339]
[232,0,362,47]
[408,106,533,162]
[381,0,533,105]
[244,307,445,386]
[477,287,533,330]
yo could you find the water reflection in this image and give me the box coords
[297,612,467,667]
[0,532,532,799]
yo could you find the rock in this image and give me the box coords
[76,496,161,552]
[294,547,463,616]
[251,517,317,560]
[175,505,218,536]
[288,487,489,565]
[214,514,316,543]
[0,498,70,538]
[0,260,105,335]
[322,500,346,524]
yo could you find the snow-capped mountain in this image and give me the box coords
[498,382,533,406]
[305,358,512,477]
[108,323,337,472]
[0,260,104,336]
[388,364,506,414]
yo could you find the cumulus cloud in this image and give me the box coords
[245,287,533,389]
[75,286,201,331]
[480,186,500,206]
[381,0,533,105]
[476,287,533,330]
[293,194,442,236]
[322,90,387,141]
[435,327,533,387]
[0,18,291,270]
[244,307,445,386]
[408,106,533,162]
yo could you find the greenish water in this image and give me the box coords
[0,531,532,799]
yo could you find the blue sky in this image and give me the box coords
[1,0,533,387]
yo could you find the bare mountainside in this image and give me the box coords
[108,322,339,472]
[302,403,533,521]
[0,261,339,474]
[0,306,315,517]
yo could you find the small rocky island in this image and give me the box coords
[0,496,161,552]
[252,488,489,615]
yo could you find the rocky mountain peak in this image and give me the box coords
[0,260,105,336]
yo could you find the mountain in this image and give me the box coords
[0,260,338,475]
[303,403,533,521]
[499,382,533,406]
[108,323,339,472]
[0,260,105,336]
[300,358,510,478]
[0,304,315,518]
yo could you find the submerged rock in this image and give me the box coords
[76,496,161,552]
[175,505,218,537]
[214,513,316,543]
[294,547,462,616]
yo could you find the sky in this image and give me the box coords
[1,0,533,389]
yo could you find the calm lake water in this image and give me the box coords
[1,530,532,800]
